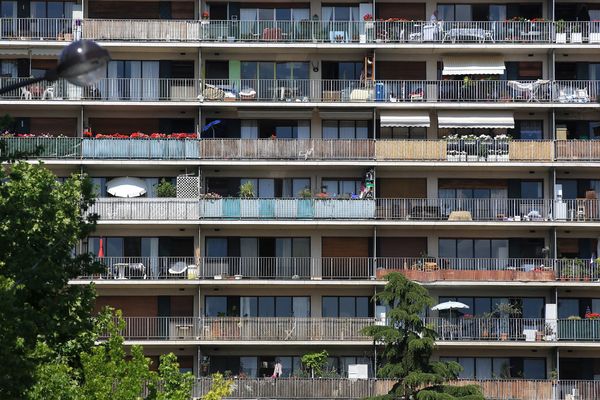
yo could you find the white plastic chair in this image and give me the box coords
[168,261,188,277]
[42,86,55,100]
[20,87,32,100]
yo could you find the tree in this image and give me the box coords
[28,309,195,400]
[201,372,234,400]
[301,350,329,378]
[0,161,100,398]
[362,273,483,400]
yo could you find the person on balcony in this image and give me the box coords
[430,10,439,24]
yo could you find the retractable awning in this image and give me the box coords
[437,111,514,129]
[442,55,505,76]
[380,111,430,128]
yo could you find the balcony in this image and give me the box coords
[2,78,599,105]
[76,256,599,282]
[3,18,599,46]
[192,378,600,400]
[4,137,600,162]
[88,198,600,222]
[115,316,374,342]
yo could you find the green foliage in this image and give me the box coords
[201,372,234,400]
[155,179,177,198]
[0,162,100,398]
[28,308,194,400]
[301,350,329,378]
[238,181,256,198]
[155,353,195,400]
[362,273,484,400]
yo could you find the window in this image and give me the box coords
[323,121,369,139]
[438,296,544,318]
[321,179,362,197]
[440,357,545,379]
[205,296,240,316]
[521,181,543,199]
[438,239,509,259]
[379,126,426,139]
[241,62,309,80]
[239,296,310,317]
[510,120,543,140]
[321,6,359,22]
[31,0,74,18]
[322,296,371,317]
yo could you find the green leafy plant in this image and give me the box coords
[298,187,312,198]
[155,179,177,198]
[201,372,234,400]
[555,20,566,33]
[238,181,255,198]
[301,350,329,378]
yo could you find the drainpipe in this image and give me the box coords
[373,226,377,279]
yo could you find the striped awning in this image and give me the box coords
[437,111,514,129]
[380,111,430,128]
[442,55,505,75]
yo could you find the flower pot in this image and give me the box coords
[500,332,508,341]
[556,32,567,43]
[570,32,583,43]
[536,331,543,341]
[359,34,367,43]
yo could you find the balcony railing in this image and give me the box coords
[0,18,75,40]
[116,317,374,341]
[0,77,200,101]
[200,138,374,160]
[6,137,600,162]
[193,378,600,400]
[88,198,600,222]
[5,19,584,45]
[75,256,600,282]
[2,77,598,105]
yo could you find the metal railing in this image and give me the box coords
[80,256,197,279]
[200,139,374,160]
[425,317,552,341]
[193,378,396,399]
[191,378,600,400]
[6,137,600,163]
[88,198,600,222]
[115,317,375,341]
[199,198,376,220]
[0,77,200,101]
[1,77,598,104]
[0,18,76,40]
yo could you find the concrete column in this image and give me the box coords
[311,110,322,138]
[426,176,437,198]
[311,295,321,317]
[427,235,438,257]
[309,0,320,18]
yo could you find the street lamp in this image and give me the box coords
[0,40,110,95]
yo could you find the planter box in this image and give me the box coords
[570,32,583,43]
[590,33,600,43]
[556,32,567,43]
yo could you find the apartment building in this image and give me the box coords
[3,0,600,398]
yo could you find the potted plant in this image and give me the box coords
[555,20,567,43]
[363,13,374,29]
[493,302,521,341]
[155,179,176,197]
[236,181,259,218]
[301,350,329,378]
[571,24,583,43]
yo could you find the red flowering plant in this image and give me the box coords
[89,132,197,139]
[363,13,373,21]
[462,313,474,319]
[202,11,209,19]
[585,312,600,319]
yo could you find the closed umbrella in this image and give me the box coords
[106,177,147,198]
[97,237,104,258]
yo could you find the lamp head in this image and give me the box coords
[55,40,110,86]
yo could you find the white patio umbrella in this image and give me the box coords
[431,301,470,311]
[106,177,147,198]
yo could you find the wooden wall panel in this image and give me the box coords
[377,3,426,20]
[30,118,77,136]
[89,118,161,134]
[377,62,426,80]
[171,2,195,19]
[94,296,158,317]
[322,237,369,257]
[88,1,160,19]
[170,296,194,316]
[379,178,427,198]
[378,237,427,257]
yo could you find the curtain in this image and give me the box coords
[106,61,119,100]
[142,61,159,101]
[240,9,257,36]
[297,121,310,139]
[129,61,142,101]
[241,120,258,138]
